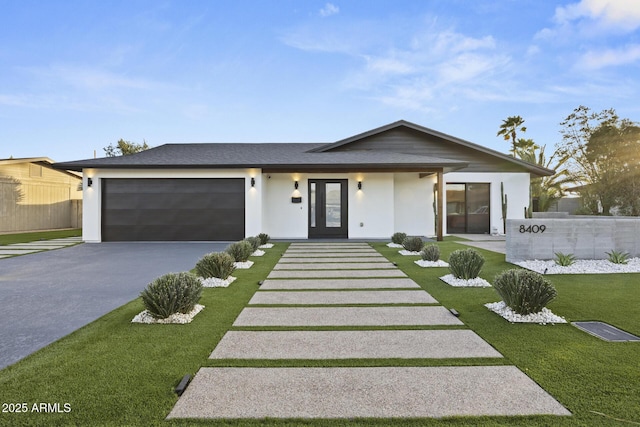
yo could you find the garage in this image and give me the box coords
[101,178,245,241]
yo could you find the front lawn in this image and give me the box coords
[0,241,637,426]
[0,229,81,245]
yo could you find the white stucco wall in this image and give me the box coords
[82,168,261,242]
[394,173,436,237]
[443,172,529,235]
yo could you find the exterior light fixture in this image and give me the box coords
[358,181,362,190]
[251,177,255,187]
[87,178,93,187]
[294,180,299,190]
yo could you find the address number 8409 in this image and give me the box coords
[519,225,546,233]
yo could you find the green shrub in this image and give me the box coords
[258,233,270,245]
[391,232,407,245]
[493,269,557,315]
[226,240,253,262]
[140,272,203,319]
[402,236,424,252]
[554,252,575,266]
[195,252,236,279]
[244,236,261,252]
[606,250,630,265]
[448,248,485,279]
[421,244,440,261]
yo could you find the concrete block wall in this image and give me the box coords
[506,218,640,262]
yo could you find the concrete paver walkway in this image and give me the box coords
[170,242,570,420]
[249,290,437,305]
[260,278,421,289]
[210,330,503,359]
[168,367,570,419]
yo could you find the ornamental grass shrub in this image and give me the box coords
[195,252,236,279]
[493,269,557,315]
[448,248,484,279]
[257,233,270,245]
[244,236,261,252]
[226,240,253,262]
[402,236,424,252]
[420,244,440,261]
[607,250,630,265]
[554,252,576,266]
[140,272,202,319]
[391,232,407,245]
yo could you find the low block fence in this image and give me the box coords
[505,217,640,262]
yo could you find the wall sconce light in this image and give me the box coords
[294,180,299,190]
[358,181,362,190]
[251,177,255,187]
[87,178,93,187]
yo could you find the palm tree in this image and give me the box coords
[516,145,574,212]
[497,116,527,156]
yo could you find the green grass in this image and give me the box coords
[0,241,638,426]
[0,229,81,245]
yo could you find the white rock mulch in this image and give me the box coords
[234,260,254,269]
[515,258,640,274]
[259,243,274,249]
[387,243,403,248]
[415,259,450,268]
[399,250,421,256]
[200,276,237,288]
[439,274,492,287]
[132,304,205,324]
[485,301,567,325]
[252,249,265,256]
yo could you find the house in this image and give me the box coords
[0,157,82,233]
[53,120,554,242]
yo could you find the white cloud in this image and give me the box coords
[319,3,339,18]
[579,44,640,68]
[554,0,640,31]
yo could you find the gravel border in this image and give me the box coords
[439,274,491,287]
[485,301,567,324]
[251,249,265,256]
[515,258,640,274]
[415,259,449,268]
[399,250,421,256]
[386,243,403,248]
[131,304,205,324]
[234,260,254,269]
[259,243,274,249]
[200,276,237,288]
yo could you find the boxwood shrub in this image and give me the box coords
[140,272,202,319]
[391,232,407,245]
[448,248,484,279]
[421,244,440,261]
[493,269,557,315]
[402,236,424,252]
[195,252,236,279]
[244,236,261,252]
[257,233,270,245]
[226,240,253,262]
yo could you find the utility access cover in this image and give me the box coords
[573,322,640,342]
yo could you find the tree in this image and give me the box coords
[497,116,527,156]
[104,139,150,157]
[516,145,573,212]
[557,105,640,215]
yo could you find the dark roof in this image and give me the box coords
[53,120,553,176]
[53,142,469,172]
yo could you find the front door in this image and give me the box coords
[308,179,348,238]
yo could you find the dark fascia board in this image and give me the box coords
[310,120,555,177]
[54,161,469,173]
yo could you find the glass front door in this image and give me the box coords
[446,183,490,234]
[308,179,348,238]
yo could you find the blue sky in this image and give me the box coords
[1,0,639,162]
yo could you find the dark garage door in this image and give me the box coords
[102,178,245,241]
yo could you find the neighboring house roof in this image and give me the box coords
[1,157,82,179]
[52,120,555,176]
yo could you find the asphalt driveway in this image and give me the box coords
[0,242,229,370]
